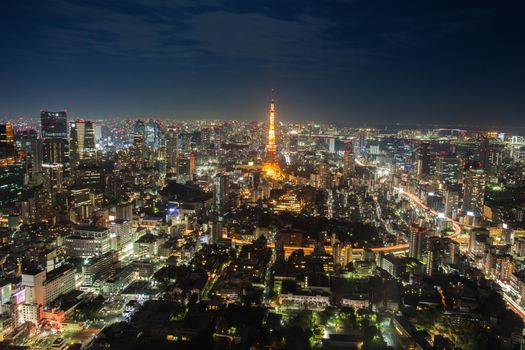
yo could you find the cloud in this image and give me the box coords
[177,11,381,69]
[27,0,379,69]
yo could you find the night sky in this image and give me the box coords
[2,0,525,125]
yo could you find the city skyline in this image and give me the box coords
[2,1,525,125]
[2,2,525,349]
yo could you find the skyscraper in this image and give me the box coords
[0,123,15,166]
[41,111,68,140]
[353,131,366,156]
[319,162,330,189]
[41,110,68,175]
[176,155,195,183]
[214,174,229,216]
[435,153,460,185]
[145,119,162,149]
[477,137,490,171]
[462,168,486,216]
[70,119,96,171]
[416,142,431,178]
[342,143,355,176]
[165,129,179,173]
[15,129,43,183]
[408,226,429,260]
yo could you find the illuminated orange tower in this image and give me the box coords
[263,90,284,178]
[266,91,277,164]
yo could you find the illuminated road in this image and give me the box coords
[392,187,462,239]
[503,293,525,321]
[496,280,525,321]
[357,158,525,321]
[230,239,410,254]
[356,157,462,240]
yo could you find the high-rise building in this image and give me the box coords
[435,153,460,185]
[116,202,134,221]
[70,119,96,171]
[353,131,366,156]
[488,144,505,175]
[444,186,460,219]
[477,137,490,171]
[42,163,64,205]
[319,162,330,189]
[41,111,68,202]
[209,218,223,245]
[416,142,431,178]
[165,129,179,173]
[41,111,67,140]
[0,123,15,166]
[328,138,336,154]
[214,174,229,215]
[342,145,355,176]
[462,168,486,216]
[15,129,43,182]
[176,155,195,182]
[43,138,66,165]
[132,133,145,169]
[0,163,25,209]
[132,120,146,169]
[408,226,429,260]
[145,119,162,149]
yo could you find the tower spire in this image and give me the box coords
[262,90,284,179]
[266,90,277,164]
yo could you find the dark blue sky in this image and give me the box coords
[1,0,525,125]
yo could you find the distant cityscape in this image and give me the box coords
[0,94,523,349]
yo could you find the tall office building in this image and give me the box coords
[176,155,195,183]
[319,162,331,189]
[353,131,366,156]
[132,133,145,169]
[342,145,355,176]
[462,168,486,216]
[328,138,336,154]
[41,111,68,204]
[0,123,15,166]
[116,202,134,221]
[132,120,146,169]
[408,226,429,260]
[43,138,66,165]
[0,163,25,209]
[145,119,162,149]
[165,129,179,173]
[41,111,68,140]
[477,137,490,171]
[416,142,431,178]
[15,129,43,182]
[214,174,229,215]
[435,153,460,185]
[70,119,96,171]
[444,186,460,219]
